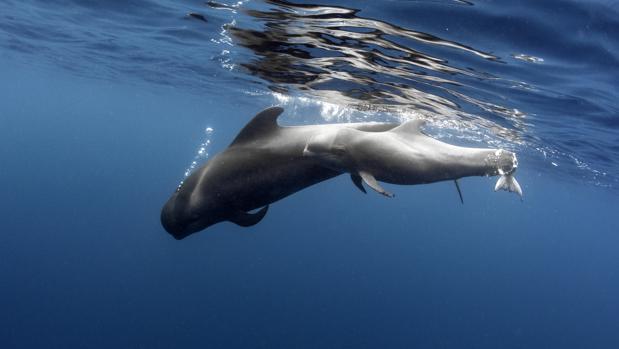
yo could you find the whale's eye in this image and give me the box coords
[332,145,347,156]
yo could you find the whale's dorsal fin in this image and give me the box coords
[229,206,269,227]
[230,107,283,146]
[359,171,394,198]
[390,119,426,136]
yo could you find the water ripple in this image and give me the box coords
[226,0,525,141]
[214,0,618,188]
[0,0,617,189]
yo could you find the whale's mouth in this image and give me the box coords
[492,150,523,199]
[160,208,190,240]
[494,149,518,176]
[161,215,203,240]
[160,195,201,240]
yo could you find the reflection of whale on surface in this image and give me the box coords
[161,107,522,240]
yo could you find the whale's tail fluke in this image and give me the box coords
[494,174,523,199]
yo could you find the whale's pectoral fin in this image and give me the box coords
[229,205,269,227]
[350,174,367,194]
[359,172,394,198]
[454,179,464,204]
[494,174,523,200]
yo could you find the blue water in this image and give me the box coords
[1,0,618,348]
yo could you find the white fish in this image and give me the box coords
[494,174,523,199]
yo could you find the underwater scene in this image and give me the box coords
[1,0,618,348]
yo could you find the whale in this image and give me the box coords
[302,119,522,199]
[161,107,522,240]
[161,107,398,239]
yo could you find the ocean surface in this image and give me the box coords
[1,0,618,348]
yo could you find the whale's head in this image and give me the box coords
[160,194,223,240]
[160,168,225,240]
[488,149,518,176]
[486,149,523,198]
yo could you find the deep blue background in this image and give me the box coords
[2,57,618,349]
[1,0,619,348]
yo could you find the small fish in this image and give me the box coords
[495,174,523,199]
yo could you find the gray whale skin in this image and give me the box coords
[161,107,521,240]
